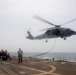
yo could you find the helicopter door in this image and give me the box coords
[52,29,60,36]
[55,29,60,36]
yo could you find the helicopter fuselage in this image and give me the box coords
[26,27,76,41]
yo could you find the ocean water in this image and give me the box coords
[10,52,76,62]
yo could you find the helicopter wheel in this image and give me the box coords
[46,39,48,42]
[64,37,66,40]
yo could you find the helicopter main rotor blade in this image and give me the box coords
[34,16,56,26]
[62,18,76,25]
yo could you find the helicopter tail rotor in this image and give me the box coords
[26,28,33,40]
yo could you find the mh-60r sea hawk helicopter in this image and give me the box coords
[26,16,76,42]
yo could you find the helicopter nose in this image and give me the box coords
[74,32,76,35]
[72,31,76,35]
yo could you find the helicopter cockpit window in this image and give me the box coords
[66,28,70,31]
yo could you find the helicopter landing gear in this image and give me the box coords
[45,39,48,42]
[64,37,66,40]
[46,39,48,42]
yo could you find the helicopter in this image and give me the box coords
[26,16,76,42]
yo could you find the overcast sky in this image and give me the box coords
[0,0,76,52]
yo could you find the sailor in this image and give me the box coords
[1,49,5,60]
[17,48,23,63]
